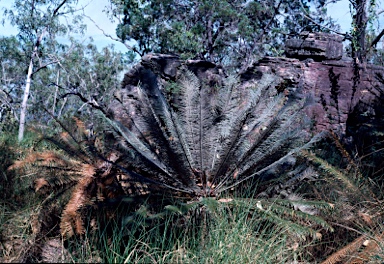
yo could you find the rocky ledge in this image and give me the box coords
[111,32,384,135]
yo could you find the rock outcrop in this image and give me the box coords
[249,32,383,133]
[111,54,226,130]
[247,56,383,133]
[285,32,344,61]
[112,32,384,136]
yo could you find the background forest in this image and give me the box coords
[2,0,384,263]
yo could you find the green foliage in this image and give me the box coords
[0,37,129,129]
[0,133,18,200]
[348,0,384,63]
[3,0,85,44]
[108,0,338,68]
[50,42,131,119]
[62,197,312,263]
[0,0,133,140]
[0,36,25,131]
[0,130,45,201]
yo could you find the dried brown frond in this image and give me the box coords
[301,150,361,194]
[345,232,384,264]
[6,117,127,239]
[7,150,36,170]
[79,163,96,178]
[327,130,377,200]
[7,160,26,171]
[34,178,50,192]
[358,211,374,226]
[321,235,366,264]
[42,152,71,165]
[8,151,76,171]
[328,130,357,173]
[60,166,96,237]
[99,152,120,178]
[73,117,86,133]
[118,172,150,196]
[59,131,72,144]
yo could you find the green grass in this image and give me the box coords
[60,196,309,263]
[1,128,384,263]
[62,201,299,263]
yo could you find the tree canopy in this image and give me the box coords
[1,0,131,139]
[3,0,384,139]
[108,0,339,69]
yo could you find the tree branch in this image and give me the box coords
[84,14,142,56]
[368,28,384,50]
[301,13,351,39]
[32,60,60,76]
[59,88,107,115]
[297,0,350,39]
[254,0,282,43]
[53,0,69,17]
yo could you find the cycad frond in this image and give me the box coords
[9,118,130,238]
[12,62,331,239]
[301,150,363,195]
[321,235,367,264]
[60,172,95,237]
[103,68,322,198]
[235,198,333,236]
[170,196,332,241]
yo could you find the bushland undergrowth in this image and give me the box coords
[1,69,384,263]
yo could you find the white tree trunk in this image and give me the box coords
[18,33,44,142]
[18,58,34,142]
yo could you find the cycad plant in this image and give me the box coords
[108,68,323,198]
[102,67,333,237]
[10,66,332,239]
[9,118,134,237]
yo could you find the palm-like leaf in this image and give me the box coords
[10,63,327,239]
[104,68,324,198]
[9,118,142,237]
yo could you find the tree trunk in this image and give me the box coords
[18,32,44,142]
[352,0,368,62]
[52,70,60,115]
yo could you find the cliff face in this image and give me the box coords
[243,32,383,133]
[113,32,383,135]
[251,57,383,133]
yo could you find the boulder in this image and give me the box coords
[285,32,344,61]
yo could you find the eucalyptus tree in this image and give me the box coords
[0,38,130,135]
[0,36,24,131]
[107,0,338,70]
[2,0,85,141]
[344,0,384,64]
[49,42,131,121]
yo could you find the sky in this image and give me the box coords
[327,1,352,33]
[0,0,354,53]
[77,0,127,52]
[0,0,127,52]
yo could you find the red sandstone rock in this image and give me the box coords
[112,33,383,135]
